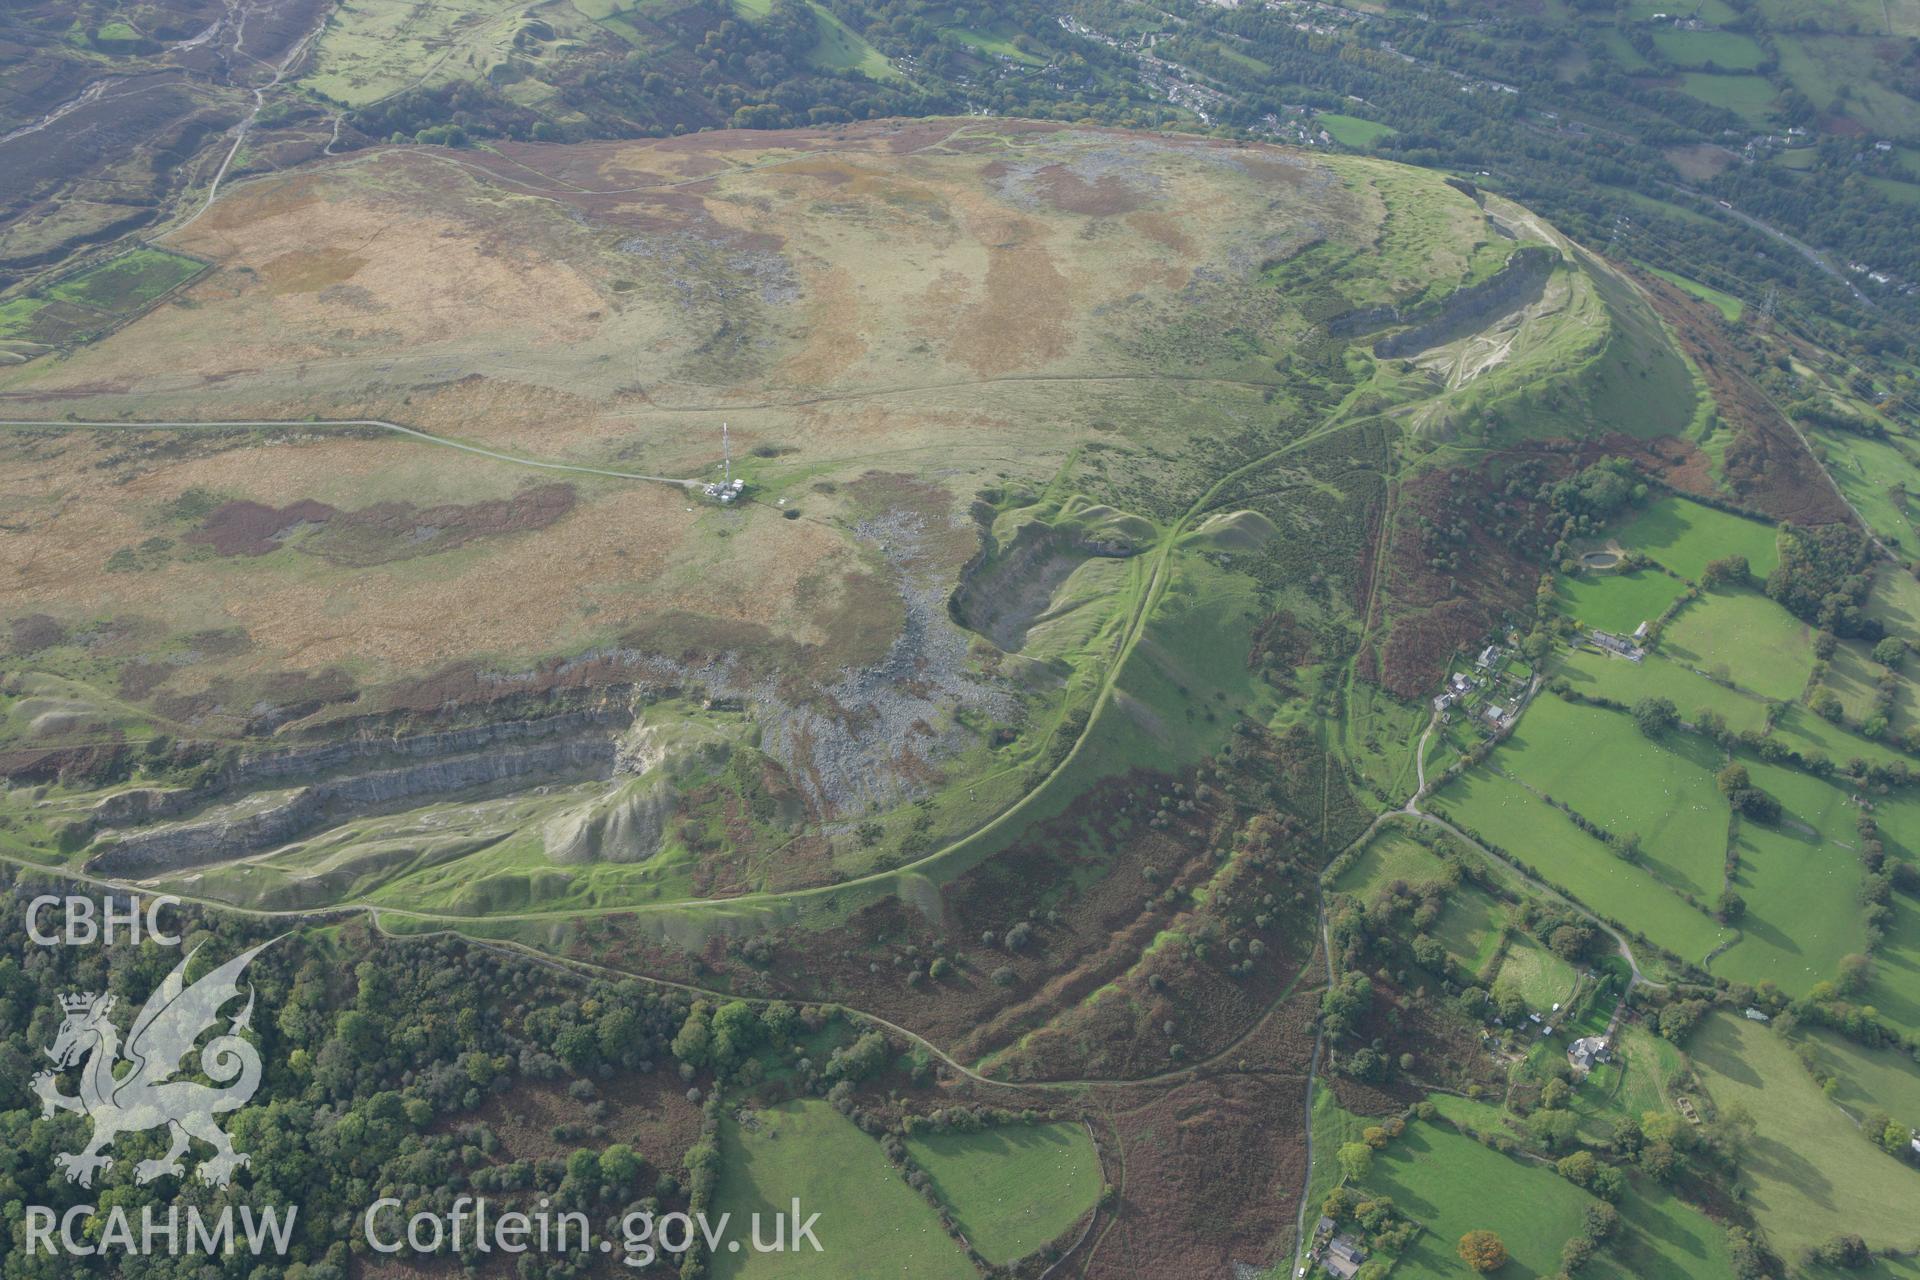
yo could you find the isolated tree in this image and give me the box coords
[1338,1141,1374,1182]
[1874,637,1907,668]
[1838,952,1875,996]
[1458,1229,1509,1273]
[1702,555,1749,587]
[1809,1233,1871,1269]
[1632,696,1678,738]
[1715,763,1749,796]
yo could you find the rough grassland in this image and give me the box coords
[1361,1121,1596,1278]
[1496,933,1579,1011]
[1555,648,1770,735]
[1691,1013,1920,1258]
[902,1122,1102,1265]
[1497,695,1730,898]
[1335,825,1448,895]
[300,0,558,106]
[1611,496,1781,581]
[1336,827,1509,973]
[712,1099,974,1280]
[1811,429,1920,559]
[1661,589,1813,701]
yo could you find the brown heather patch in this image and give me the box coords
[188,498,338,556]
[1033,163,1147,216]
[257,246,368,295]
[945,211,1071,376]
[1640,280,1852,525]
[1127,209,1196,256]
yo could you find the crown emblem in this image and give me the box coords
[61,993,101,1014]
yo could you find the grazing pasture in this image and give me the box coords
[1691,1013,1920,1258]
[1554,648,1770,735]
[1661,589,1813,700]
[1710,761,1867,995]
[1610,497,1780,581]
[1498,695,1730,898]
[1555,567,1686,634]
[903,1122,1102,1265]
[712,1100,974,1280]
[1431,767,1730,964]
[1359,1121,1597,1279]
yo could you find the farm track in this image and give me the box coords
[0,417,699,489]
[1288,677,1666,1274]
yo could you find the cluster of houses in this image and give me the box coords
[1431,643,1529,730]
[1588,626,1648,662]
[1306,1217,1369,1279]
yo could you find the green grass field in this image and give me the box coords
[1710,762,1868,995]
[1582,1176,1738,1280]
[46,249,202,310]
[1335,825,1449,895]
[1776,35,1920,137]
[903,1123,1102,1264]
[1570,1021,1684,1143]
[805,1,899,77]
[1495,932,1580,1012]
[301,0,536,105]
[1860,873,1920,1036]
[1802,1027,1920,1128]
[1869,564,1920,645]
[1335,826,1513,975]
[1320,113,1397,147]
[1555,648,1771,735]
[941,24,1044,64]
[1756,0,1908,34]
[1652,28,1767,69]
[1677,73,1778,126]
[1646,265,1744,321]
[1498,695,1730,898]
[1868,176,1920,207]
[1360,1120,1597,1278]
[1808,429,1920,560]
[0,296,49,342]
[1821,639,1913,734]
[1611,497,1780,581]
[1431,766,1730,964]
[1,249,204,350]
[1691,1012,1920,1257]
[712,1100,975,1279]
[1662,589,1812,700]
[1307,1080,1372,1215]
[1556,567,1686,634]
[1767,703,1907,773]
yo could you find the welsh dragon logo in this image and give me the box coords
[31,938,278,1188]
